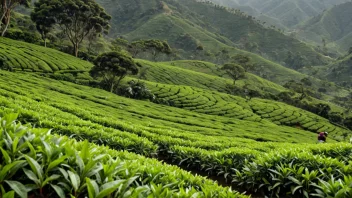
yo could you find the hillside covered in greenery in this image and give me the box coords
[96,0,329,68]
[296,1,352,53]
[1,0,352,197]
[207,0,349,29]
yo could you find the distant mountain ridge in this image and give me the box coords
[295,1,352,53]
[206,0,349,28]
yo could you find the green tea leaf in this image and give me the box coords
[0,147,11,164]
[0,161,26,181]
[42,174,61,187]
[23,169,40,186]
[5,180,27,198]
[51,184,66,198]
[47,156,68,173]
[96,180,125,198]
[24,155,44,181]
[2,191,15,198]
[86,178,99,198]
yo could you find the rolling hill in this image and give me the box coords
[295,1,352,53]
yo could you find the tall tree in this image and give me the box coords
[232,54,254,72]
[90,52,139,93]
[221,63,245,85]
[31,2,55,47]
[32,0,111,57]
[0,0,30,36]
[130,39,172,61]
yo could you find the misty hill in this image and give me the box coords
[296,2,352,53]
[206,0,349,29]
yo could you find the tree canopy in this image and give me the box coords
[32,0,111,56]
[221,63,245,85]
[90,51,139,93]
[130,39,172,61]
[0,0,30,36]
[231,54,254,72]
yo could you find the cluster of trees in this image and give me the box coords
[1,0,111,57]
[0,0,30,36]
[221,54,254,85]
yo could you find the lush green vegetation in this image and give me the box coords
[0,114,244,197]
[1,70,352,197]
[296,2,352,53]
[0,37,93,72]
[2,0,352,197]
[95,0,329,67]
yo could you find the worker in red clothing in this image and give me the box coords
[318,132,328,143]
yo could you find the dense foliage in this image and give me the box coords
[32,0,111,56]
[0,114,245,197]
[0,37,93,72]
[90,51,139,92]
[0,71,352,197]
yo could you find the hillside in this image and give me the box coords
[137,59,352,111]
[96,0,329,68]
[296,2,352,53]
[207,0,349,29]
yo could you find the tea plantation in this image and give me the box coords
[0,37,93,72]
[1,38,352,197]
[145,81,348,139]
[1,70,352,197]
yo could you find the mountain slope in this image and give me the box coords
[207,0,349,28]
[96,0,329,68]
[296,2,352,53]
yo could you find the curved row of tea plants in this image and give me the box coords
[137,59,286,95]
[145,80,349,139]
[0,71,317,143]
[0,114,245,198]
[0,37,92,72]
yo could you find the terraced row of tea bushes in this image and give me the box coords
[0,114,245,198]
[0,37,92,72]
[145,81,349,139]
[2,71,352,197]
[149,83,261,122]
[0,77,304,155]
[136,60,230,92]
[249,98,348,140]
[137,60,287,95]
[0,71,317,143]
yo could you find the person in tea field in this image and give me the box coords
[317,131,328,143]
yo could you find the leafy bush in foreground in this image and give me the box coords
[0,113,245,198]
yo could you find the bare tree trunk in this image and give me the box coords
[110,83,115,93]
[74,43,79,57]
[1,10,10,37]
[115,75,125,91]
[0,12,6,31]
